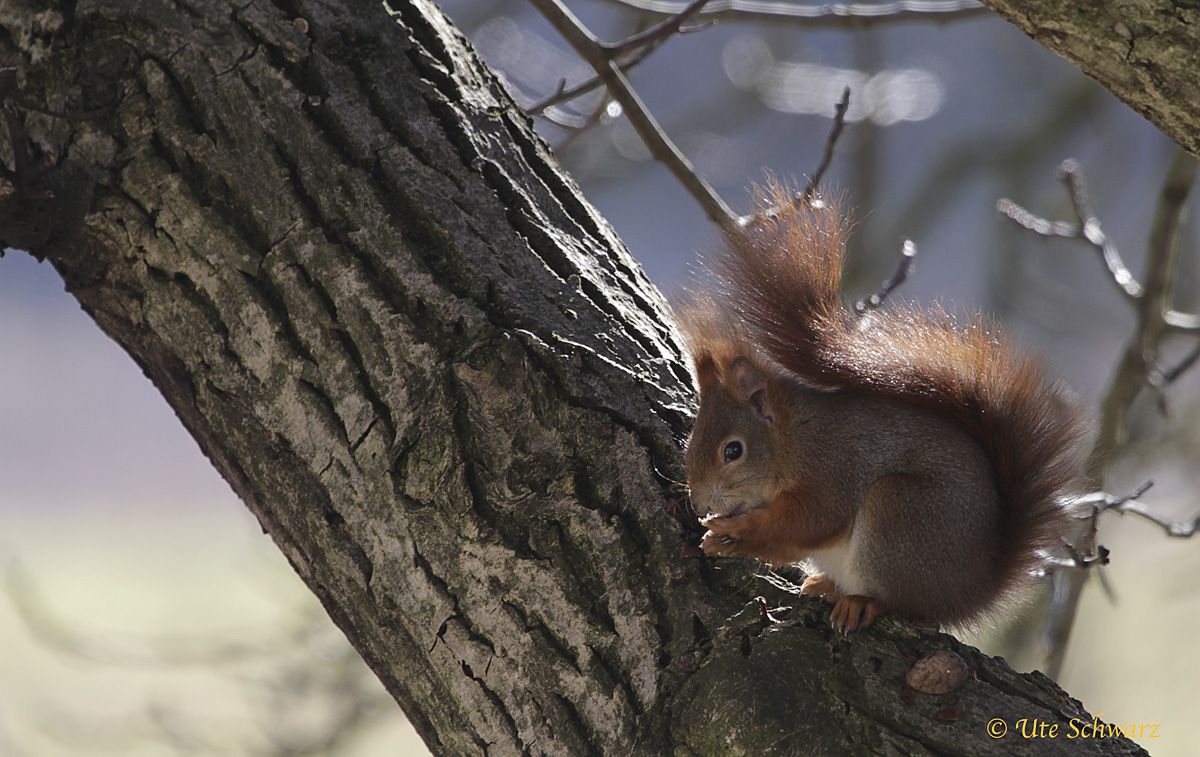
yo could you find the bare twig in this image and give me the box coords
[1102,499,1200,538]
[553,94,611,152]
[1071,482,1200,538]
[605,0,711,56]
[538,97,595,129]
[528,56,636,116]
[1164,309,1200,332]
[1006,150,1200,680]
[529,0,742,232]
[1070,479,1156,511]
[528,78,574,117]
[855,240,917,315]
[529,2,861,234]
[801,86,851,205]
[1151,340,1200,389]
[526,0,710,116]
[1089,153,1198,480]
[998,160,1143,301]
[740,88,854,227]
[1043,542,1110,572]
[602,0,989,27]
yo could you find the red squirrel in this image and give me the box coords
[680,192,1087,633]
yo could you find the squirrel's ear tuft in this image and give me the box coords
[694,351,720,392]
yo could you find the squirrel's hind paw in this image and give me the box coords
[830,595,884,635]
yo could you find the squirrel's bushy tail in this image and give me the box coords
[715,189,1087,606]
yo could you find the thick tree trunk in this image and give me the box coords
[0,0,1147,754]
[980,0,1200,157]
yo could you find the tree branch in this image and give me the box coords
[978,0,1200,158]
[529,0,742,232]
[525,0,710,116]
[605,0,711,56]
[603,0,990,27]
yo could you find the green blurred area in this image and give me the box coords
[0,506,429,756]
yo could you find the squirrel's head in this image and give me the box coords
[684,352,785,518]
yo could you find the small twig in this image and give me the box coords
[1071,480,1155,511]
[998,160,1143,301]
[526,0,710,116]
[1095,562,1118,603]
[553,95,611,153]
[1074,482,1200,538]
[526,42,668,117]
[801,86,851,206]
[1147,340,1200,414]
[539,105,593,131]
[855,240,917,315]
[529,0,741,232]
[1151,340,1200,388]
[604,0,711,56]
[1043,542,1110,572]
[1061,163,1144,300]
[1164,310,1200,332]
[529,73,610,117]
[602,0,989,27]
[1108,479,1155,504]
[1015,151,1199,680]
[994,199,1075,237]
[1105,500,1200,538]
[740,88,853,227]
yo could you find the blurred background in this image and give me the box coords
[3,0,1199,753]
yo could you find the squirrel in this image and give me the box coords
[679,190,1087,633]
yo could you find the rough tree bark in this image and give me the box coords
[0,1,1153,755]
[979,0,1200,157]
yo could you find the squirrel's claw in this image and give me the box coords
[700,529,740,557]
[830,594,883,635]
[699,507,801,565]
[700,511,756,558]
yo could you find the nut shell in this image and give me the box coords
[906,650,969,695]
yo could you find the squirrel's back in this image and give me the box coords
[700,191,1087,614]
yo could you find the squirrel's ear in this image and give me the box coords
[729,357,766,400]
[694,351,719,392]
[729,357,775,423]
[748,389,774,424]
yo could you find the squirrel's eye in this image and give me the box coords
[723,440,744,463]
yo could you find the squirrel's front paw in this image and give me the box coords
[699,511,760,558]
[700,529,742,557]
[699,509,799,564]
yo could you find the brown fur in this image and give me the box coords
[681,188,1087,625]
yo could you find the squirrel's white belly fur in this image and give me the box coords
[804,520,867,596]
